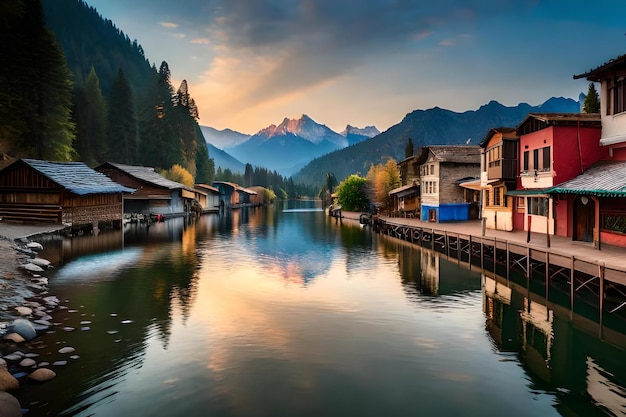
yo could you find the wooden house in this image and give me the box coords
[194,184,220,212]
[478,127,519,231]
[390,155,421,217]
[0,158,134,227]
[212,181,257,209]
[96,162,196,217]
[414,145,481,222]
[508,113,604,240]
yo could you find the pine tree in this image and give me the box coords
[108,68,138,164]
[405,137,414,158]
[0,0,75,160]
[75,66,108,165]
[583,83,600,113]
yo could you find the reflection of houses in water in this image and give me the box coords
[393,235,481,296]
[420,248,439,295]
[482,275,517,351]
[520,297,554,383]
[482,272,626,416]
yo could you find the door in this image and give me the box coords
[573,195,594,242]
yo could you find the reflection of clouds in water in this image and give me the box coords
[53,248,143,283]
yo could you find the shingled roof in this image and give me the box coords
[20,159,134,195]
[550,161,626,197]
[415,145,481,165]
[102,162,193,191]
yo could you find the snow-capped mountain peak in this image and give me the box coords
[341,125,380,138]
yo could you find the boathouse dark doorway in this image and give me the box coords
[573,195,594,242]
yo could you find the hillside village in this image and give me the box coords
[389,51,626,250]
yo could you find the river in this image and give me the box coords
[12,200,626,416]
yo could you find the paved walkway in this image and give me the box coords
[339,211,626,272]
[0,222,67,241]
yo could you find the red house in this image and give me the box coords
[510,113,605,239]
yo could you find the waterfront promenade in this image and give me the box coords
[339,211,626,272]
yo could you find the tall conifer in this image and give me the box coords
[75,66,107,165]
[108,68,138,164]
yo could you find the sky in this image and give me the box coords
[84,0,626,135]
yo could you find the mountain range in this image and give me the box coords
[291,97,580,186]
[201,115,380,176]
[201,97,580,186]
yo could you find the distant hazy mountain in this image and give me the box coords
[341,125,381,146]
[200,126,250,150]
[227,115,350,176]
[205,142,246,173]
[292,97,581,187]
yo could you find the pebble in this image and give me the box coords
[0,391,21,417]
[58,347,75,354]
[19,358,36,367]
[62,327,75,332]
[52,361,67,366]
[28,368,56,382]
[14,306,32,316]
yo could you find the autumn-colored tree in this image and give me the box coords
[366,158,401,208]
[162,164,193,187]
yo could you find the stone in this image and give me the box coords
[2,333,25,344]
[2,353,23,362]
[0,391,21,417]
[21,263,44,273]
[27,368,56,382]
[9,319,37,341]
[0,359,6,369]
[14,306,32,316]
[26,242,43,251]
[30,258,51,268]
[18,358,36,367]
[52,360,67,366]
[58,347,75,354]
[0,369,18,391]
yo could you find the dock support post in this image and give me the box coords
[506,241,510,284]
[480,239,484,270]
[570,256,575,319]
[493,237,498,275]
[545,252,550,303]
[599,262,605,339]
[468,235,472,266]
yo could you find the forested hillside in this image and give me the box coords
[0,0,213,184]
[292,98,580,187]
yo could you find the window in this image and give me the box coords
[542,146,551,171]
[484,189,490,206]
[430,164,434,175]
[608,77,626,115]
[433,181,437,194]
[523,151,529,171]
[517,197,525,213]
[528,197,549,216]
[533,149,539,171]
[493,186,502,207]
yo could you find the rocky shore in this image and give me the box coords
[0,236,67,416]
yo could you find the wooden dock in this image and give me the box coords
[361,214,626,331]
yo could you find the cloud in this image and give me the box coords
[190,38,210,45]
[159,21,179,29]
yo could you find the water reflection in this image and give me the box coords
[13,203,626,416]
[483,274,626,416]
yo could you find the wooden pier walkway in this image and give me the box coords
[336,211,626,331]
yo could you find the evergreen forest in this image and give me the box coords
[0,0,313,198]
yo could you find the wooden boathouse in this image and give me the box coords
[372,216,626,335]
[0,158,134,227]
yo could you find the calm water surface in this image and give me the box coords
[16,201,626,416]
